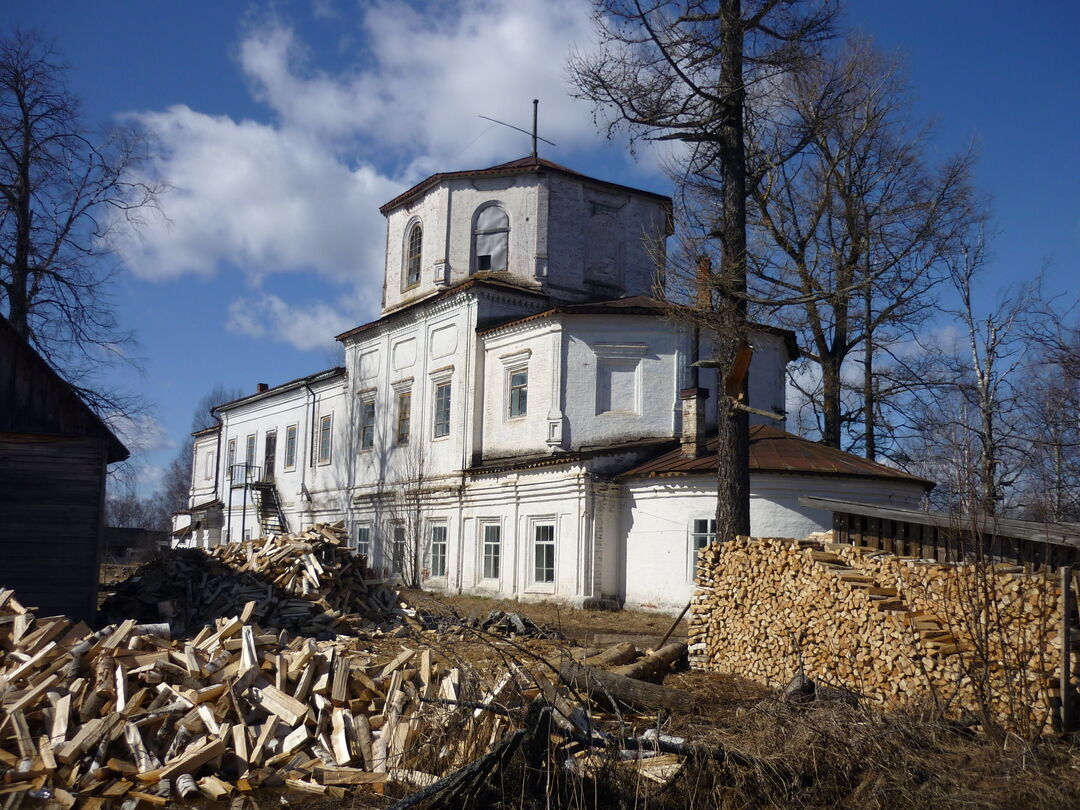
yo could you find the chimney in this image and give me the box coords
[256,383,269,393]
[680,387,708,458]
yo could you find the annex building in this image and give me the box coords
[173,155,930,612]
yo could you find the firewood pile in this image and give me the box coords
[0,588,540,806]
[688,536,1069,729]
[99,524,401,637]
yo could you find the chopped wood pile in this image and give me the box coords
[689,536,1070,731]
[100,524,401,637]
[0,588,537,805]
[469,610,563,640]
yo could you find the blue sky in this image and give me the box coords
[3,0,1077,491]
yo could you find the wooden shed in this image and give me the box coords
[0,314,128,622]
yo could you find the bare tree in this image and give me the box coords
[570,0,838,539]
[900,235,1040,516]
[746,38,975,455]
[0,30,159,414]
[159,384,245,518]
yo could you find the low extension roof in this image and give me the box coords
[479,295,800,359]
[616,425,933,488]
[379,155,672,215]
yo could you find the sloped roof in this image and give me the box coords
[616,425,933,488]
[0,313,128,463]
[379,155,671,214]
[214,367,345,413]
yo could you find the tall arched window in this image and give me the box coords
[473,205,509,272]
[404,222,423,287]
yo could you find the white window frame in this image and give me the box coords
[428,523,448,580]
[359,394,376,451]
[403,219,423,290]
[284,424,297,470]
[507,366,528,419]
[528,518,557,593]
[431,368,452,439]
[396,389,412,445]
[352,523,371,561]
[245,433,256,466]
[480,521,501,582]
[226,438,236,481]
[689,518,717,580]
[317,414,333,464]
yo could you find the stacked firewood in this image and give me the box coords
[0,590,524,805]
[99,524,400,637]
[688,536,1070,728]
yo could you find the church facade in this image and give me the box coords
[174,156,930,612]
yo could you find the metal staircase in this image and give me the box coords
[251,480,289,537]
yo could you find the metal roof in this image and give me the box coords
[378,155,671,215]
[616,425,933,487]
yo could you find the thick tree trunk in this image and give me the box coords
[713,0,751,541]
[821,359,843,449]
[863,279,876,460]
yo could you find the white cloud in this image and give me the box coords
[105,412,177,455]
[227,293,358,351]
[114,0,658,349]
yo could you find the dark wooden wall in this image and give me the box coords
[0,433,108,622]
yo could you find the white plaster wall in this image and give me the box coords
[561,315,681,449]
[190,431,220,505]
[216,375,347,542]
[746,331,789,424]
[479,324,556,460]
[383,176,540,314]
[621,473,929,612]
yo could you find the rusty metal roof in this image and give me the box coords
[378,155,672,215]
[616,425,933,487]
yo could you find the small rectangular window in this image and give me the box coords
[391,526,406,575]
[318,414,333,463]
[353,525,370,560]
[508,369,528,418]
[433,381,451,438]
[245,434,256,466]
[396,390,411,444]
[429,525,447,578]
[360,399,375,450]
[690,519,717,577]
[533,523,555,583]
[227,439,236,481]
[284,424,297,469]
[482,524,501,580]
[204,450,215,480]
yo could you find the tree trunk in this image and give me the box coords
[714,0,751,541]
[863,275,876,460]
[821,359,843,449]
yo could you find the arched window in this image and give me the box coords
[404,221,423,288]
[473,205,509,272]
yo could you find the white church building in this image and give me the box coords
[173,155,930,612]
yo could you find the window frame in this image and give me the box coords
[226,439,236,481]
[317,413,333,465]
[396,389,412,445]
[471,203,510,273]
[428,523,448,580]
[689,518,717,580]
[530,519,557,591]
[403,220,423,289]
[284,424,297,470]
[245,433,256,467]
[432,380,452,439]
[352,524,371,561]
[359,395,376,451]
[481,522,501,581]
[507,366,528,420]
